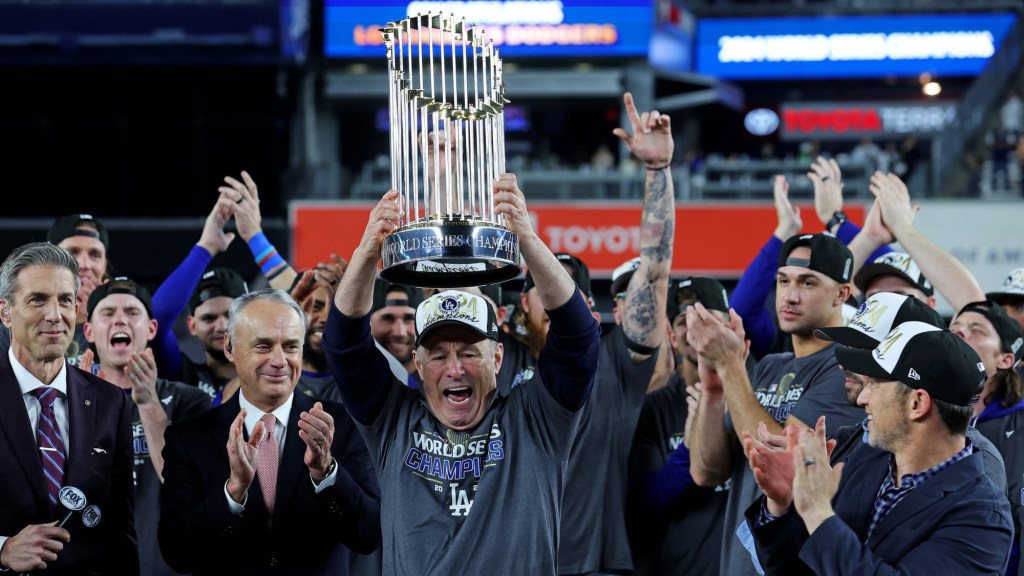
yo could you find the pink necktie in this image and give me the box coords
[257,413,279,517]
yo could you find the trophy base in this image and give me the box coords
[380,220,521,288]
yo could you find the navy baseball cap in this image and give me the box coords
[778,233,853,285]
[955,300,1024,363]
[87,277,152,319]
[667,277,729,320]
[48,214,109,250]
[371,278,424,314]
[523,253,593,300]
[189,268,249,313]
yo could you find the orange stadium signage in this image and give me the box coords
[290,202,865,278]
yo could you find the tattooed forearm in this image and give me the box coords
[623,167,676,352]
[640,168,674,264]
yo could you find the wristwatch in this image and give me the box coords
[313,459,337,484]
[826,211,848,233]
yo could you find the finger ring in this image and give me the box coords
[804,458,816,467]
[821,176,831,182]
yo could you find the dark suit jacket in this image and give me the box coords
[0,353,138,575]
[745,444,1013,575]
[158,392,381,576]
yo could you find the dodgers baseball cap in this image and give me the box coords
[955,300,1024,363]
[48,214,109,250]
[87,277,153,319]
[610,257,641,298]
[371,278,424,314]
[667,277,729,320]
[415,289,499,347]
[189,268,249,313]
[986,268,1024,302]
[815,292,945,349]
[835,321,986,407]
[778,233,853,284]
[523,253,593,300]
[853,252,934,297]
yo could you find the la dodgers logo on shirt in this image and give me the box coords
[403,423,506,518]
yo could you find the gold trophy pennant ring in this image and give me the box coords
[378,13,520,288]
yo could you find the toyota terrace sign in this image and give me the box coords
[779,102,956,141]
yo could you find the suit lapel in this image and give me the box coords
[216,396,275,523]
[835,447,890,539]
[64,368,98,488]
[276,393,311,511]
[866,452,977,545]
[216,396,240,465]
[0,353,49,506]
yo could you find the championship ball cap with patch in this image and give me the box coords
[188,268,249,313]
[834,321,986,407]
[523,253,592,300]
[815,292,945,349]
[956,300,1024,363]
[610,257,641,298]
[87,276,153,320]
[853,252,934,297]
[667,277,729,319]
[415,289,499,347]
[778,233,854,284]
[47,214,110,250]
[986,267,1024,301]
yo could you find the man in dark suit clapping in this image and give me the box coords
[158,288,381,576]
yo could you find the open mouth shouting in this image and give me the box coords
[443,386,473,406]
[110,331,132,351]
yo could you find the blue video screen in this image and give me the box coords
[324,0,654,58]
[696,13,1017,79]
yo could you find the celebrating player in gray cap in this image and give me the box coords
[324,174,600,575]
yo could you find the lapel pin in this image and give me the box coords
[84,400,92,407]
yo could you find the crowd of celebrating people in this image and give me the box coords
[0,91,1022,576]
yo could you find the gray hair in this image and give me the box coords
[227,287,305,343]
[0,242,81,306]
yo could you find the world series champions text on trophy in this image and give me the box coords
[378,13,521,288]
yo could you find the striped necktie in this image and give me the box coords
[31,387,66,506]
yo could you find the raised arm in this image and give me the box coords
[686,359,734,487]
[810,155,892,280]
[223,170,298,291]
[730,175,798,357]
[150,191,237,378]
[323,190,404,425]
[612,91,674,358]
[871,171,984,311]
[494,173,600,411]
[494,173,575,309]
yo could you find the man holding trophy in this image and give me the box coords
[323,12,675,575]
